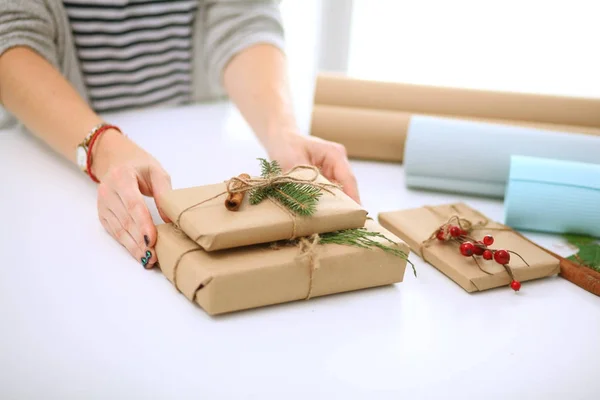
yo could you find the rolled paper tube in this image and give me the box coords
[504,156,600,238]
[403,116,600,198]
[310,105,409,162]
[314,73,600,128]
[310,105,600,163]
[225,173,251,211]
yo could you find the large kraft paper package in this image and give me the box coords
[378,203,560,292]
[158,168,367,251]
[155,220,410,315]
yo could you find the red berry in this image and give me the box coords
[449,226,462,238]
[483,250,493,260]
[494,250,510,265]
[436,229,446,241]
[460,229,469,236]
[460,242,475,257]
[510,280,521,291]
[473,243,485,256]
[483,235,494,246]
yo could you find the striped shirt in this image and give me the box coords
[63,0,198,113]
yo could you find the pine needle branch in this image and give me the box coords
[270,184,322,216]
[319,228,416,277]
[249,158,323,216]
[258,158,282,177]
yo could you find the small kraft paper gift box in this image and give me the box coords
[378,203,560,292]
[158,160,367,252]
[155,220,411,315]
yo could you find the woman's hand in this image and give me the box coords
[265,132,360,204]
[93,130,172,269]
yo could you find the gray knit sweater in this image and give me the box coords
[0,0,285,128]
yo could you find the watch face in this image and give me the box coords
[77,145,88,171]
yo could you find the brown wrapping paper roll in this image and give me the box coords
[314,73,600,128]
[310,105,409,162]
[310,104,600,162]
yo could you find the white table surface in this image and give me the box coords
[1,102,599,400]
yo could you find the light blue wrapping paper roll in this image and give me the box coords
[504,155,600,238]
[403,116,600,197]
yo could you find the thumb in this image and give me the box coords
[148,166,173,223]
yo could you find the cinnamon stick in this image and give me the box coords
[556,257,600,296]
[225,173,250,211]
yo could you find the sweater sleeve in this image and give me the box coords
[0,1,59,128]
[0,0,58,67]
[202,0,286,93]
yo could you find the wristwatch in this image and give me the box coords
[76,122,108,172]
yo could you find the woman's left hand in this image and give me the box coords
[265,133,360,204]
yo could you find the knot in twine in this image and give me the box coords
[175,164,341,240]
[419,205,492,263]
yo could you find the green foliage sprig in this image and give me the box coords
[565,234,600,273]
[249,158,323,216]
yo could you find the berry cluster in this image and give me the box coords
[436,224,522,292]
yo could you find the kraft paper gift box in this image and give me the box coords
[378,203,560,292]
[504,156,600,238]
[155,220,411,315]
[158,167,367,251]
[403,116,600,198]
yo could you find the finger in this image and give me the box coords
[332,156,361,204]
[102,208,150,268]
[147,166,173,224]
[107,169,158,267]
[103,186,145,249]
[107,187,158,267]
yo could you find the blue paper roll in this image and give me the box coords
[403,116,600,198]
[504,156,600,238]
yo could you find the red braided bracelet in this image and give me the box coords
[85,124,122,183]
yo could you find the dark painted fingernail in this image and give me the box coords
[141,257,148,267]
[144,235,150,246]
[146,250,152,259]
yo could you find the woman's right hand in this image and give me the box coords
[93,129,172,269]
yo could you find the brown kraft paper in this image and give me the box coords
[155,220,410,315]
[310,104,600,163]
[158,168,367,251]
[314,73,600,128]
[378,203,560,292]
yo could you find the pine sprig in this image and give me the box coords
[249,158,323,216]
[319,228,416,277]
[258,157,282,177]
[269,184,322,216]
